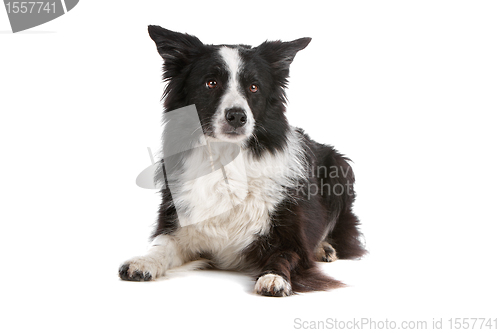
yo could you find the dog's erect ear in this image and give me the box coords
[256,37,311,70]
[148,25,204,65]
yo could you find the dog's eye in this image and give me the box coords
[249,84,259,93]
[206,80,218,89]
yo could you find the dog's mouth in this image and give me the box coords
[205,125,249,142]
[220,130,248,142]
[202,124,246,141]
[221,122,246,135]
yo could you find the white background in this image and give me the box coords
[1,1,499,332]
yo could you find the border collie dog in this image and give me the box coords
[119,26,366,296]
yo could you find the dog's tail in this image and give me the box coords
[291,266,345,293]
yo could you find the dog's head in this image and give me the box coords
[148,25,310,151]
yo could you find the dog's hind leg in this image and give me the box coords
[118,234,187,281]
[315,241,338,262]
[328,209,366,260]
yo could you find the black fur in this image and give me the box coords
[243,130,365,292]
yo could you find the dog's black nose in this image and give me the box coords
[225,108,247,128]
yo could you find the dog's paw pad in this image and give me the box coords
[118,261,154,282]
[315,241,338,262]
[254,273,292,297]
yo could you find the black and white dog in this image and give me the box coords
[119,26,366,296]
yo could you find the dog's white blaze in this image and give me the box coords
[213,47,255,140]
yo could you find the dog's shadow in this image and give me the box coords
[156,267,259,296]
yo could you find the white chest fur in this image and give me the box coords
[170,129,305,269]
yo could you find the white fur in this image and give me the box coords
[147,128,306,271]
[254,273,292,296]
[121,234,188,279]
[213,47,255,141]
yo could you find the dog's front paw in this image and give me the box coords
[315,241,338,262]
[254,273,292,297]
[118,257,160,282]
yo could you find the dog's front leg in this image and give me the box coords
[118,234,186,281]
[254,250,300,297]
